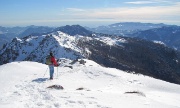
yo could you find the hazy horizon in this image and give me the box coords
[1,21,179,28]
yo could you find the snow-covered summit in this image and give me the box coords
[0,30,127,65]
[0,60,180,108]
[0,31,87,64]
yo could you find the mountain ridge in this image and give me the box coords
[54,25,93,36]
[130,26,180,51]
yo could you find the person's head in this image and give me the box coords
[50,52,53,57]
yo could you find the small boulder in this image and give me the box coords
[79,59,86,65]
[47,85,64,90]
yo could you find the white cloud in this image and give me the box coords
[125,0,176,5]
[66,8,86,12]
[125,1,157,4]
[59,2,180,25]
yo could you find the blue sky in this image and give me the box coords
[0,0,180,27]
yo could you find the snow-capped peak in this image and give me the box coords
[0,31,89,64]
[0,30,128,65]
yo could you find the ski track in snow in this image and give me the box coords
[0,60,180,108]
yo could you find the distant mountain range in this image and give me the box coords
[86,22,180,51]
[0,26,54,49]
[129,26,180,51]
[0,26,27,49]
[0,25,180,84]
[19,25,54,37]
[86,22,168,36]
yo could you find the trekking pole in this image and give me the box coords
[57,66,59,78]
[43,67,49,77]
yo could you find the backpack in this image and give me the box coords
[46,56,52,65]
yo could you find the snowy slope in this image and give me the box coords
[0,31,86,64]
[0,60,180,108]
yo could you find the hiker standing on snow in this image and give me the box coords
[46,52,58,80]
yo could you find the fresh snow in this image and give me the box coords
[153,40,166,45]
[0,60,180,108]
[95,36,127,46]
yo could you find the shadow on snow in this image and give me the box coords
[32,78,49,83]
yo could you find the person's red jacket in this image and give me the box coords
[51,56,58,66]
